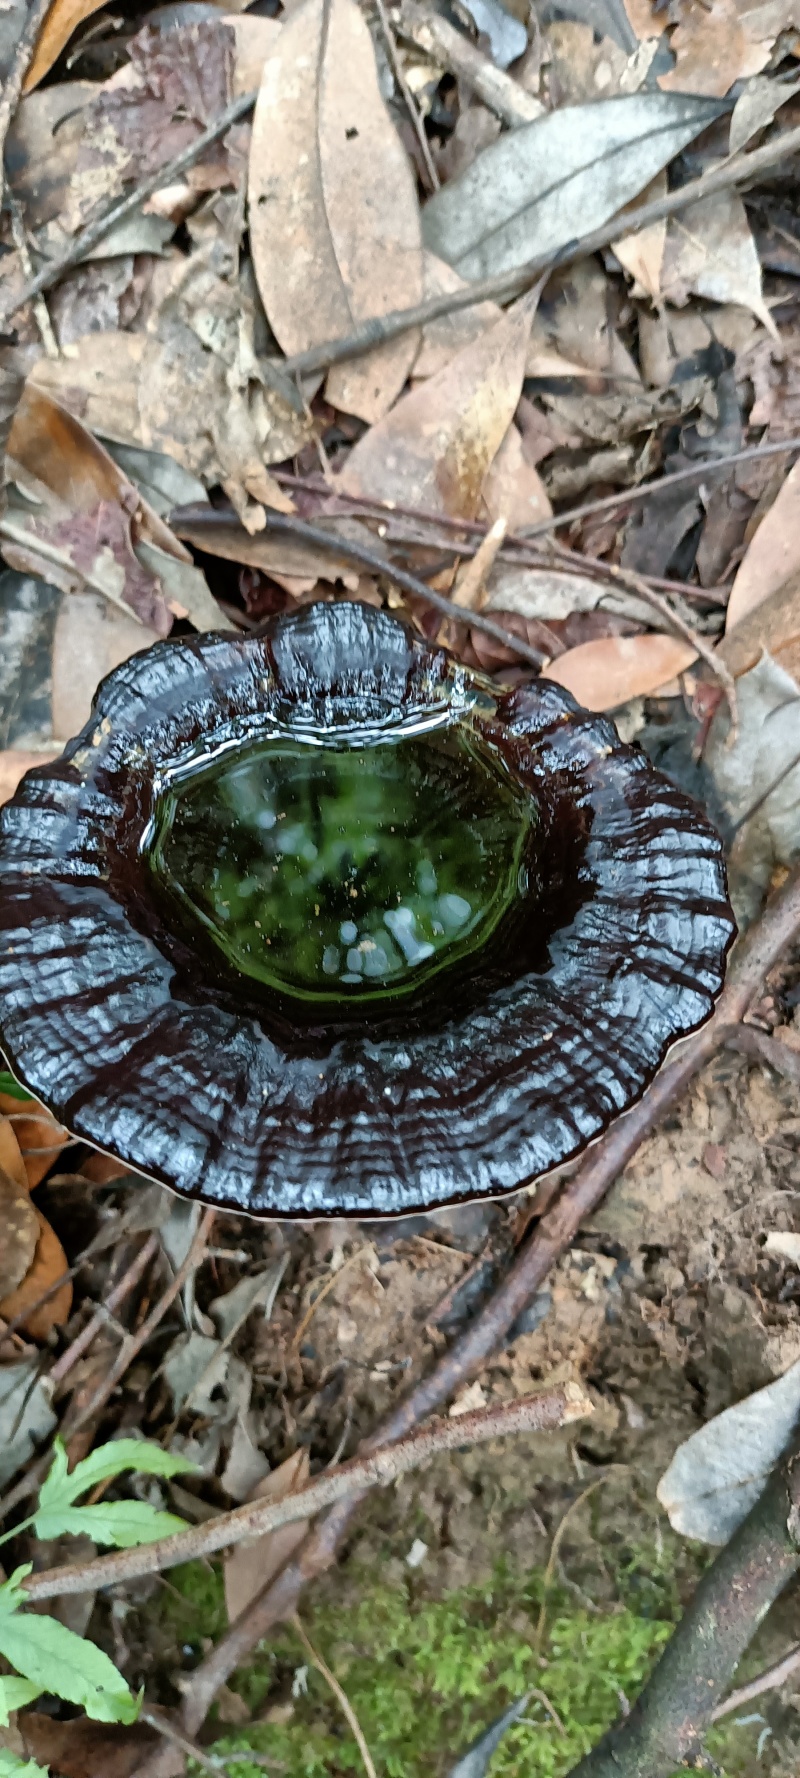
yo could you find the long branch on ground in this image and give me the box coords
[129,864,800,1777]
[565,1440,800,1778]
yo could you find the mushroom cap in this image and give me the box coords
[0,601,734,1218]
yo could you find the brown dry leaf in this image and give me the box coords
[49,592,155,740]
[661,190,776,336]
[1,1101,69,1190]
[726,458,800,630]
[0,1165,39,1300]
[719,567,800,681]
[0,748,60,806]
[67,22,246,232]
[224,12,281,94]
[545,21,629,102]
[6,82,96,231]
[23,0,108,93]
[0,1114,31,1194]
[659,0,771,96]
[21,1713,182,1778]
[224,1449,311,1623]
[249,0,422,423]
[413,252,501,380]
[542,634,697,709]
[0,1207,72,1338]
[5,383,225,634]
[482,423,552,527]
[339,291,538,519]
[613,171,668,303]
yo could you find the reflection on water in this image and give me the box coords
[145,723,537,1006]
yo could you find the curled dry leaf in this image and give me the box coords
[726,456,800,631]
[249,0,423,422]
[0,1207,72,1339]
[4,383,225,635]
[542,632,698,709]
[339,291,538,519]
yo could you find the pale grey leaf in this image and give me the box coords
[210,1259,288,1342]
[447,1694,530,1776]
[422,91,723,280]
[459,0,527,67]
[706,654,800,925]
[657,1359,800,1544]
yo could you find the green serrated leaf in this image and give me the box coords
[0,1611,138,1724]
[0,1753,50,1778]
[0,1675,41,1728]
[0,1071,33,1102]
[0,1569,33,1617]
[37,1437,196,1523]
[33,1500,187,1548]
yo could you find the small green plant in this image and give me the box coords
[0,1436,195,1778]
[0,1072,32,1102]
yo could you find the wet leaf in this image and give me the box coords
[339,291,538,518]
[249,0,423,422]
[542,633,697,709]
[658,1357,800,1543]
[422,90,723,280]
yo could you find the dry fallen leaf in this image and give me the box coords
[224,1448,311,1624]
[249,0,423,422]
[658,0,770,97]
[23,0,109,93]
[542,633,697,709]
[0,1097,69,1189]
[661,190,776,335]
[726,457,800,630]
[21,1712,182,1778]
[339,291,538,519]
[0,1164,39,1301]
[0,1207,72,1339]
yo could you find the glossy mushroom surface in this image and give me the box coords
[0,602,735,1217]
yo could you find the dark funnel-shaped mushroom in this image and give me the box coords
[0,602,734,1218]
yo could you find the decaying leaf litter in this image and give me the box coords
[1,0,800,1771]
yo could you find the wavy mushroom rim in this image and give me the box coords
[0,602,736,1219]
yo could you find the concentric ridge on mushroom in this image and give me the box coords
[0,601,735,1218]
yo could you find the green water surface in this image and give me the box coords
[145,722,537,1006]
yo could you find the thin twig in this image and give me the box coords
[534,1471,625,1653]
[723,1023,800,1089]
[710,1643,800,1722]
[292,1613,378,1778]
[61,1207,215,1436]
[20,1387,589,1602]
[0,86,260,330]
[48,1231,160,1388]
[0,0,54,206]
[143,862,800,1766]
[606,560,738,731]
[375,0,440,192]
[169,504,549,670]
[401,4,543,128]
[275,122,800,379]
